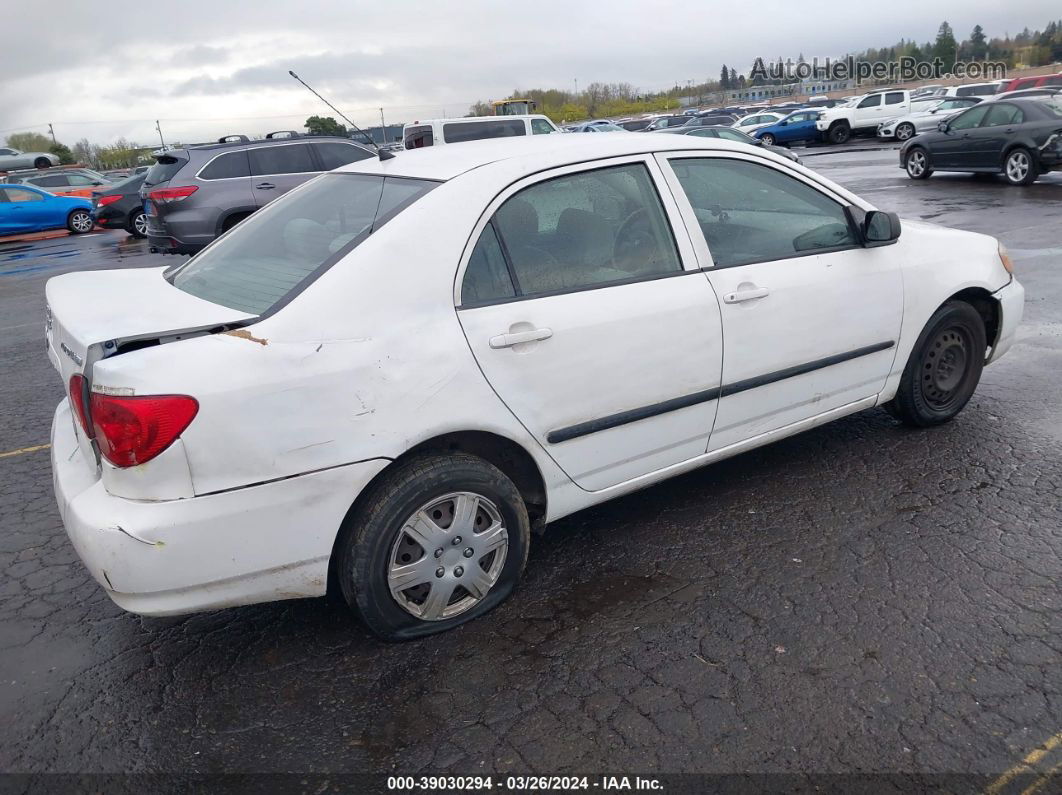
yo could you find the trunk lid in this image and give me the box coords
[46,266,253,470]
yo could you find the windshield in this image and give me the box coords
[168,173,437,315]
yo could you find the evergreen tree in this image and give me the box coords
[933,21,958,73]
[969,24,988,60]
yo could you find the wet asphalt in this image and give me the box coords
[0,145,1059,784]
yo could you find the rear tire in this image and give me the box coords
[1003,147,1038,185]
[67,210,93,234]
[828,122,851,144]
[127,209,147,238]
[34,157,51,169]
[885,301,987,427]
[336,453,531,641]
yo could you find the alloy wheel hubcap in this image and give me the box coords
[387,492,508,621]
[134,213,147,235]
[1007,153,1029,182]
[72,213,92,232]
[922,327,969,407]
[898,125,913,140]
[908,152,925,176]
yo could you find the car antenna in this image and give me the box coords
[287,70,394,160]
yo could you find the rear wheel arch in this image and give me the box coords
[216,209,255,236]
[326,430,547,595]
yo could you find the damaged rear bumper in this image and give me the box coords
[50,399,389,616]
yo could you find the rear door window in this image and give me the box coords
[312,142,373,170]
[465,163,681,301]
[982,104,1024,126]
[4,187,44,202]
[884,92,905,105]
[249,144,318,176]
[169,174,437,315]
[34,175,68,188]
[199,151,250,180]
[442,120,527,143]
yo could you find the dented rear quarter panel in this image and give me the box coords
[90,179,572,499]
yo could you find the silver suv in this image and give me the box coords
[141,131,374,255]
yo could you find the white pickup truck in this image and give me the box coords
[815,89,913,144]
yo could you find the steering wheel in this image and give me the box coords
[612,208,655,269]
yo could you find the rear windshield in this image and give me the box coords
[144,156,186,187]
[168,173,437,315]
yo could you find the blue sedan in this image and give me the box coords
[0,184,94,236]
[752,110,824,147]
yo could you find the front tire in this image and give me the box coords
[67,210,93,234]
[34,157,51,169]
[895,123,916,141]
[886,301,987,427]
[337,453,531,640]
[905,147,933,180]
[760,133,776,146]
[828,122,851,144]
[1003,147,1038,185]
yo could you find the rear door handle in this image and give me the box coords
[723,287,770,304]
[255,182,276,190]
[489,328,553,349]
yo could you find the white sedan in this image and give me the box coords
[47,134,1024,639]
[877,97,983,141]
[731,111,784,133]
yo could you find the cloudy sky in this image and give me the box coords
[3,0,1056,147]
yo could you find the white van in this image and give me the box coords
[403,115,560,149]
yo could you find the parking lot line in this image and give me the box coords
[0,443,51,460]
[985,732,1062,795]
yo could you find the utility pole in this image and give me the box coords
[379,108,386,142]
[47,123,57,145]
[574,78,578,97]
[155,120,166,150]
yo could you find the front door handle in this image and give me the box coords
[489,328,553,349]
[723,287,770,304]
[255,182,276,190]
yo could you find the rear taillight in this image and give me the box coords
[89,393,199,468]
[68,375,92,437]
[147,185,198,204]
[96,195,122,207]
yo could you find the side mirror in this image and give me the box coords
[937,121,950,133]
[864,210,901,244]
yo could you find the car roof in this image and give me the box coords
[181,134,363,153]
[336,131,768,181]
